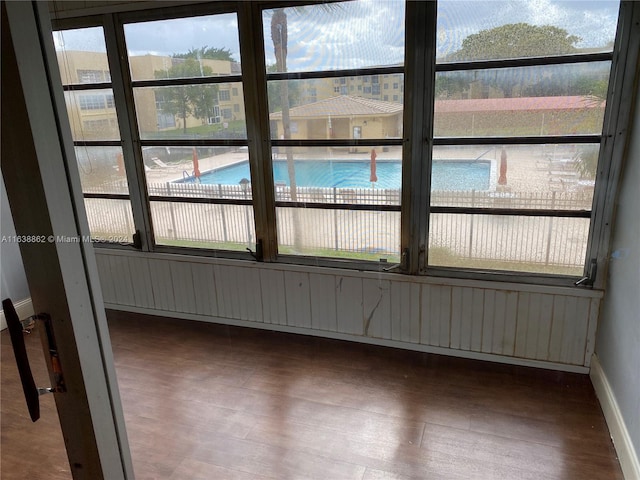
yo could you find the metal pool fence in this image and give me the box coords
[84,182,591,270]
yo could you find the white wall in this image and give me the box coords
[595,75,640,474]
[1,175,31,328]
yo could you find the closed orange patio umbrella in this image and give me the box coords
[192,147,201,178]
[498,147,507,185]
[369,148,378,183]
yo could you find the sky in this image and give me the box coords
[54,0,620,71]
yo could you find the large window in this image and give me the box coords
[51,0,626,284]
[122,11,252,252]
[429,0,619,276]
[55,26,135,244]
[264,1,405,262]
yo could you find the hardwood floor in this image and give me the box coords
[2,310,623,479]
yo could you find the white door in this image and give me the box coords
[2,2,133,479]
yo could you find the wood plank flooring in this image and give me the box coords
[1,310,623,479]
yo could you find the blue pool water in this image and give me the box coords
[182,159,491,191]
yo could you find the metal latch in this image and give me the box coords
[383,248,409,272]
[575,259,597,287]
[247,238,263,261]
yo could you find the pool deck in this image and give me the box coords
[143,145,584,195]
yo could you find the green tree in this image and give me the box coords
[454,23,580,61]
[154,58,217,134]
[173,46,236,62]
[452,23,581,98]
[574,144,599,179]
[572,76,608,100]
[435,72,468,99]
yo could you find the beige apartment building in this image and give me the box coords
[57,50,245,140]
[330,74,404,103]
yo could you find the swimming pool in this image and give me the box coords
[180,159,492,191]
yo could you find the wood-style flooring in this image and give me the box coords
[1,310,623,479]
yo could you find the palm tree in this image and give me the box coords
[269,5,339,198]
[270,8,298,201]
[268,5,339,252]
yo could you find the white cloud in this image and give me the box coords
[54,1,619,69]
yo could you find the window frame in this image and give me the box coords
[54,15,140,248]
[49,0,636,288]
[116,3,260,259]
[424,55,612,282]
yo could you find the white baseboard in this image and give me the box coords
[0,297,34,331]
[590,354,640,480]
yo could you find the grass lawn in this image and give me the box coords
[153,121,246,139]
[152,240,579,275]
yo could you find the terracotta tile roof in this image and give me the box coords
[270,95,403,119]
[434,96,605,113]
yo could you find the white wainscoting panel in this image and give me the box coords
[336,276,364,336]
[148,258,175,312]
[259,269,287,326]
[169,261,196,315]
[390,281,420,344]
[309,273,338,332]
[96,251,602,371]
[420,284,451,348]
[283,271,311,329]
[363,278,391,339]
[191,262,218,317]
[128,256,154,309]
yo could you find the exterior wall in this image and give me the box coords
[56,50,110,84]
[332,117,350,138]
[315,79,337,102]
[57,50,119,140]
[434,109,605,137]
[133,87,159,134]
[228,83,246,122]
[307,118,327,140]
[291,118,310,140]
[63,91,119,141]
[201,58,231,75]
[275,114,400,142]
[129,54,171,81]
[330,74,405,103]
[95,249,602,373]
